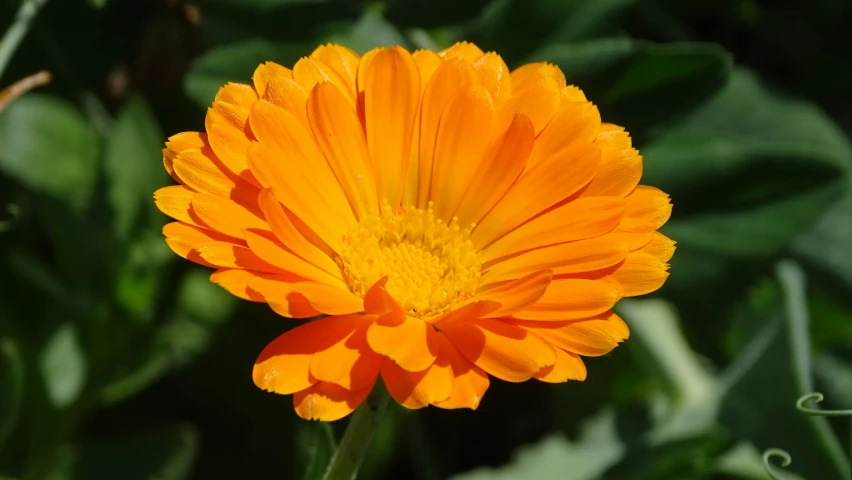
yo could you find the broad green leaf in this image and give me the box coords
[794,191,852,293]
[296,422,336,480]
[0,94,99,212]
[617,299,719,442]
[531,39,732,138]
[814,355,852,413]
[185,39,310,107]
[450,409,625,480]
[474,0,637,65]
[0,338,23,455]
[59,424,198,480]
[105,96,167,239]
[39,322,87,409]
[326,9,409,54]
[718,261,849,480]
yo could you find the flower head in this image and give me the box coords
[155,41,674,421]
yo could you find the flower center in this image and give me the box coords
[337,202,482,318]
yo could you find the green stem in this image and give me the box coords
[322,384,390,480]
[0,0,49,80]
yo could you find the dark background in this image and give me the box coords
[1,0,851,479]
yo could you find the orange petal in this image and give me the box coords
[214,82,257,107]
[510,278,623,321]
[165,131,207,156]
[412,49,443,94]
[483,236,630,285]
[154,185,199,226]
[430,85,495,220]
[204,101,257,184]
[249,275,363,317]
[472,143,602,251]
[478,196,624,263]
[439,318,555,382]
[618,186,672,233]
[247,100,356,252]
[172,147,259,209]
[511,62,566,92]
[363,277,403,316]
[293,381,372,421]
[293,57,355,106]
[472,52,512,113]
[500,64,563,134]
[476,270,552,318]
[417,59,477,207]
[252,61,293,97]
[595,124,631,149]
[455,113,534,227]
[610,251,670,296]
[307,82,378,218]
[196,243,284,273]
[257,189,340,277]
[439,41,484,62]
[430,300,501,327]
[262,76,310,131]
[512,311,629,357]
[367,313,441,372]
[310,315,382,390]
[190,192,266,240]
[432,334,489,409]
[526,101,601,171]
[209,268,266,301]
[638,232,676,262]
[381,357,453,409]
[310,44,360,98]
[244,228,346,287]
[583,141,641,198]
[364,47,421,207]
[163,221,242,267]
[254,317,335,395]
[535,348,587,383]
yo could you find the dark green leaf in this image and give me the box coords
[793,191,852,294]
[105,96,167,239]
[66,424,198,480]
[718,261,849,480]
[38,322,87,409]
[0,338,23,455]
[531,39,732,137]
[297,422,336,480]
[184,39,311,107]
[326,9,409,54]
[0,94,99,212]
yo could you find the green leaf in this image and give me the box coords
[0,94,100,212]
[617,299,719,442]
[297,422,336,480]
[105,96,167,239]
[39,322,87,409]
[718,261,849,480]
[531,39,732,138]
[184,39,311,107]
[326,9,409,55]
[450,409,625,480]
[0,338,24,454]
[474,0,637,65]
[794,191,852,293]
[197,0,324,9]
[60,424,199,480]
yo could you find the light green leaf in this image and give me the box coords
[0,338,23,454]
[793,191,852,293]
[105,96,167,239]
[39,322,87,409]
[450,409,625,480]
[184,39,310,107]
[326,9,409,54]
[0,94,99,212]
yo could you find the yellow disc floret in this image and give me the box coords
[338,202,482,318]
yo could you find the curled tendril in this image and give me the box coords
[763,448,793,480]
[796,392,852,417]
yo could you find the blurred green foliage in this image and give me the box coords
[1,0,852,479]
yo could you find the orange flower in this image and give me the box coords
[155,42,673,421]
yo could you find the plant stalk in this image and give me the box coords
[0,0,49,80]
[322,384,390,480]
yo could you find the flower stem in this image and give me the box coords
[322,384,390,480]
[0,0,49,80]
